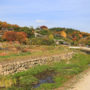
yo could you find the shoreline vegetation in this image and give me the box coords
[0,50,90,90]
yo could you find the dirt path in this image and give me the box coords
[69,69,90,90]
[69,46,90,51]
[55,68,90,90]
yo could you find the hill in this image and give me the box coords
[0,21,90,46]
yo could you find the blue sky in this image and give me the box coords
[0,0,90,33]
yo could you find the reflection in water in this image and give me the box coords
[33,76,54,88]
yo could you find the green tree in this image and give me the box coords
[48,34,54,41]
[18,27,35,38]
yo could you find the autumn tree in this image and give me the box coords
[40,26,48,30]
[2,31,27,43]
[79,33,83,38]
[0,21,2,29]
[18,27,34,38]
[60,31,67,38]
[12,24,20,30]
[16,32,27,43]
[1,22,8,29]
[0,21,20,30]
[48,34,54,41]
[2,31,17,41]
[72,36,77,41]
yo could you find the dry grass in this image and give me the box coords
[0,42,71,63]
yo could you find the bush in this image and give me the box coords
[39,30,49,35]
[30,38,54,45]
[0,37,3,42]
[2,31,27,43]
[16,32,28,43]
[17,26,35,38]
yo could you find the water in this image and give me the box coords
[80,50,90,54]
[33,76,54,88]
[33,70,55,88]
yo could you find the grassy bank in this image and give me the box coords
[0,45,71,62]
[0,52,90,90]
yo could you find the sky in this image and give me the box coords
[0,0,90,33]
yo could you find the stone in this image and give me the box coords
[0,52,73,75]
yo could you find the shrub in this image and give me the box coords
[2,31,27,43]
[2,31,17,41]
[30,38,54,45]
[16,32,27,43]
[48,34,54,41]
[0,76,16,88]
[17,26,35,38]
[39,30,49,35]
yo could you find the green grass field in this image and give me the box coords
[0,51,90,90]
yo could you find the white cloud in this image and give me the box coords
[35,20,46,23]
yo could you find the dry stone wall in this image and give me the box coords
[0,52,73,75]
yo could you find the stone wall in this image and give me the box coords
[0,52,73,75]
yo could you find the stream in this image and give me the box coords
[81,50,90,54]
[33,76,54,88]
[33,70,55,88]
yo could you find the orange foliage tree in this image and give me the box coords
[2,31,27,43]
[16,32,27,43]
[2,31,17,41]
[40,26,48,30]
[0,21,20,30]
[60,31,67,38]
[1,22,8,28]
[79,34,83,38]
[72,36,77,41]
